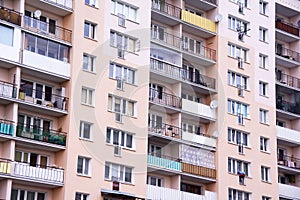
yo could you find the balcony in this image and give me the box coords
[276,20,299,43]
[185,0,217,12]
[16,124,67,146]
[279,183,300,200]
[0,81,17,102]
[278,154,300,171]
[0,119,14,136]
[150,58,216,92]
[276,71,300,91]
[181,99,216,121]
[276,99,300,119]
[0,6,21,26]
[26,0,73,16]
[277,126,300,145]
[23,16,72,43]
[276,46,300,68]
[148,121,182,139]
[182,131,216,148]
[0,158,11,175]
[182,162,216,179]
[147,185,217,200]
[149,88,181,111]
[147,154,182,171]
[151,1,182,26]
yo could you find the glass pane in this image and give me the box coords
[44,86,52,101]
[84,158,89,175]
[83,123,90,139]
[77,157,83,173]
[113,130,119,145]
[21,80,33,97]
[59,45,69,62]
[126,134,132,148]
[29,153,38,166]
[11,189,18,200]
[125,167,132,182]
[106,128,111,143]
[0,24,14,46]
[37,37,47,56]
[48,41,59,59]
[35,84,43,99]
[81,88,87,103]
[84,22,90,37]
[40,156,48,168]
[15,151,22,162]
[105,164,110,179]
[26,191,35,200]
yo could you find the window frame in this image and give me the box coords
[147,176,163,187]
[261,166,271,182]
[228,43,249,62]
[259,109,269,124]
[0,24,14,46]
[109,62,135,84]
[227,128,249,147]
[228,157,250,177]
[75,192,90,200]
[85,0,98,8]
[108,95,136,117]
[259,54,268,69]
[82,53,96,72]
[227,99,250,118]
[111,0,138,22]
[260,136,270,152]
[227,71,249,90]
[11,189,46,200]
[228,16,249,35]
[79,121,93,140]
[106,127,135,149]
[77,156,91,176]
[84,21,97,40]
[259,1,268,15]
[81,87,95,106]
[104,162,133,183]
[228,188,251,200]
[110,30,139,53]
[259,81,268,97]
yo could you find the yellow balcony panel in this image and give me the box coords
[0,161,11,174]
[181,10,216,33]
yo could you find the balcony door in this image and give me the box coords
[182,64,202,84]
[18,114,52,136]
[151,24,165,41]
[20,79,53,103]
[149,83,163,100]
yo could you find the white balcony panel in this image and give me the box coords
[181,99,216,120]
[182,131,216,148]
[279,183,300,199]
[147,185,216,200]
[23,50,70,78]
[0,43,19,63]
[277,126,300,144]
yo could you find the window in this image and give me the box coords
[79,121,93,140]
[227,99,249,118]
[111,0,138,22]
[259,82,268,96]
[147,176,163,187]
[24,33,69,62]
[259,1,268,15]
[259,54,268,69]
[105,162,133,183]
[261,166,270,182]
[227,128,249,146]
[24,10,56,35]
[106,127,134,149]
[260,137,269,152]
[148,113,163,129]
[148,144,162,157]
[228,16,249,34]
[259,109,269,124]
[0,24,14,46]
[15,150,49,168]
[82,54,95,72]
[77,156,91,176]
[110,30,139,53]
[259,27,268,42]
[262,196,271,200]
[85,0,97,7]
[108,95,135,116]
[227,71,249,90]
[11,189,46,200]
[228,158,250,176]
[182,35,202,54]
[84,21,97,39]
[81,87,94,106]
[75,192,89,200]
[109,62,135,84]
[229,0,248,8]
[228,188,251,200]
[228,43,249,62]
[181,183,201,195]
[182,122,203,135]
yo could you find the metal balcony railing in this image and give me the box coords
[203,0,217,5]
[150,57,216,90]
[278,155,300,169]
[276,46,300,63]
[16,124,67,146]
[276,71,300,89]
[0,81,17,99]
[23,16,72,43]
[148,120,182,139]
[149,88,181,109]
[0,6,21,26]
[276,99,300,115]
[276,20,299,37]
[151,0,182,19]
[151,31,182,49]
[0,119,14,136]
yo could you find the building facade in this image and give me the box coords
[0,0,299,199]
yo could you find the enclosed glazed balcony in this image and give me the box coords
[0,6,21,26]
[147,154,182,172]
[276,19,299,43]
[181,99,216,121]
[276,45,300,68]
[0,119,14,136]
[147,185,217,200]
[276,71,300,90]
[16,124,67,146]
[26,0,73,16]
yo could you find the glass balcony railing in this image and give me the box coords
[16,124,67,146]
[147,154,182,171]
[276,20,299,37]
[149,88,181,109]
[276,46,300,63]
[276,71,300,89]
[0,6,22,26]
[0,119,14,136]
[276,99,300,115]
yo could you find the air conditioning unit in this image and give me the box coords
[237,57,243,69]
[115,112,122,123]
[238,113,244,125]
[114,145,121,156]
[238,144,244,154]
[237,84,244,97]
[116,78,124,90]
[118,13,125,27]
[117,47,125,59]
[238,1,244,13]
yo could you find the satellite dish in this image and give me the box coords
[210,100,218,109]
[34,10,42,18]
[214,14,223,22]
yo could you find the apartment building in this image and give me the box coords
[0,0,299,200]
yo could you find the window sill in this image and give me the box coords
[107,110,136,119]
[261,180,272,184]
[104,178,135,186]
[259,13,269,17]
[111,13,140,25]
[81,103,95,108]
[260,122,270,126]
[108,77,137,87]
[84,36,98,42]
[260,150,270,154]
[85,4,99,9]
[106,143,136,152]
[79,137,93,142]
[228,142,251,149]
[82,69,97,75]
[259,66,269,71]
[259,40,269,44]
[77,173,92,178]
[259,94,269,98]
[228,172,251,179]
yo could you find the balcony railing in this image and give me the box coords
[150,58,216,90]
[276,71,300,89]
[151,0,181,19]
[278,155,300,170]
[23,16,72,43]
[151,31,216,61]
[182,162,216,179]
[276,46,300,63]
[148,120,182,139]
[14,162,64,184]
[16,124,67,146]
[0,158,11,174]
[149,88,181,109]
[44,0,73,10]
[18,88,68,111]
[0,6,21,26]
[276,99,300,115]
[0,81,17,99]
[276,20,299,37]
[0,119,14,136]
[147,154,182,171]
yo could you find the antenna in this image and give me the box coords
[210,100,218,109]
[34,10,42,19]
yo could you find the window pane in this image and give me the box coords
[84,158,89,175]
[37,37,47,55]
[125,167,132,182]
[84,22,90,37]
[105,164,110,179]
[81,88,87,103]
[83,123,91,139]
[11,189,18,200]
[48,41,59,59]
[27,191,35,200]
[59,45,69,62]
[106,128,111,143]
[113,130,119,145]
[37,193,45,200]
[0,24,13,46]
[77,157,83,173]
[126,134,132,148]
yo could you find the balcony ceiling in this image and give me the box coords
[182,23,216,39]
[278,165,300,175]
[277,110,300,120]
[21,66,69,83]
[17,101,67,117]
[185,0,217,12]
[277,138,300,147]
[276,30,300,43]
[151,11,181,26]
[276,56,300,68]
[276,3,300,18]
[26,0,72,16]
[15,137,65,152]
[276,84,299,94]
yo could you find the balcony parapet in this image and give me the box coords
[276,99,300,115]
[0,119,14,136]
[147,154,182,171]
[0,6,21,26]
[151,0,181,19]
[149,88,181,109]
[181,10,216,33]
[276,71,300,90]
[182,162,216,179]
[278,154,300,170]
[276,46,300,63]
[276,20,299,37]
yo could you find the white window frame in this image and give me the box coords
[110,30,139,53]
[259,109,269,124]
[75,192,90,200]
[106,127,135,149]
[111,0,138,22]
[105,162,133,183]
[228,188,251,200]
[147,176,163,187]
[84,21,97,39]
[227,99,250,118]
[228,16,249,35]
[261,166,271,182]
[260,137,270,152]
[227,128,249,147]
[85,0,98,8]
[108,95,136,117]
[259,1,268,15]
[259,81,268,96]
[81,87,95,106]
[228,43,249,62]
[228,157,250,176]
[148,143,162,157]
[109,62,135,84]
[227,71,249,90]
[82,53,96,72]
[259,27,268,42]
[259,54,268,69]
[77,156,91,176]
[79,121,93,140]
[11,189,46,200]
[15,150,49,167]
